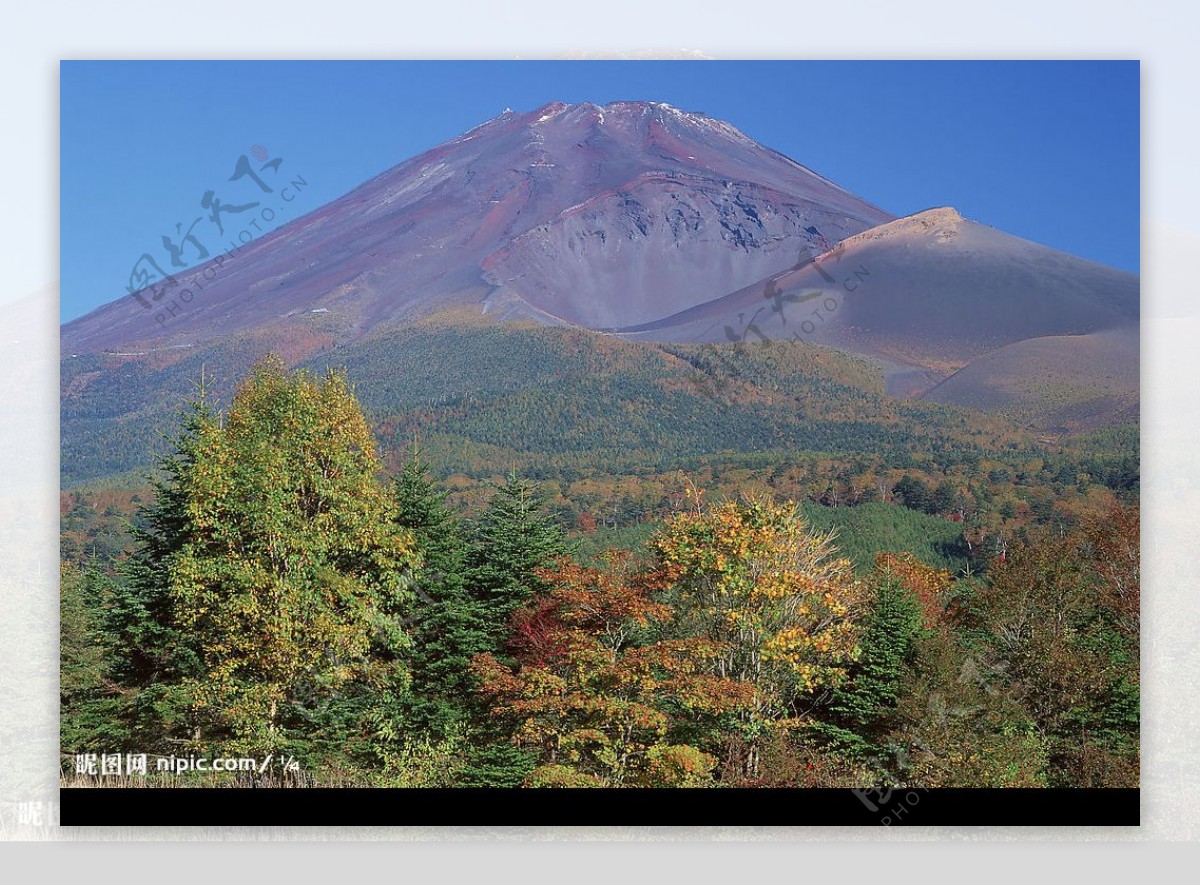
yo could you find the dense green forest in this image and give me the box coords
[60,325,1137,496]
[61,357,1139,788]
[61,326,1137,583]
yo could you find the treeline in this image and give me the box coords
[60,438,1136,577]
[61,357,1139,788]
[63,324,1135,494]
[61,326,1136,577]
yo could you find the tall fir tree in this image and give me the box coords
[392,446,489,737]
[103,391,215,748]
[465,471,570,650]
[457,471,569,786]
[807,572,924,762]
[61,562,126,753]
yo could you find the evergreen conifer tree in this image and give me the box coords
[809,573,925,760]
[393,446,489,737]
[465,471,570,649]
[458,471,568,785]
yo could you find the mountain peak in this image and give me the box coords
[530,100,572,121]
[513,99,722,129]
[63,99,896,352]
[837,206,964,248]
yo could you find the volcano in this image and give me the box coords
[613,207,1138,404]
[62,100,893,353]
[61,100,1139,449]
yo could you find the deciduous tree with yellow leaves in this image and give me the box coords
[114,356,420,756]
[650,494,865,777]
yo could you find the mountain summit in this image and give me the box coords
[63,100,893,352]
[62,100,1138,433]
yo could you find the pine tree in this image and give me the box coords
[809,572,924,761]
[61,562,126,753]
[392,446,489,737]
[458,471,568,785]
[465,471,570,649]
[103,392,214,747]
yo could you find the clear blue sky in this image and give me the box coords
[60,60,1139,321]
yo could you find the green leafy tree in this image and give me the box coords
[890,626,1049,788]
[975,510,1140,787]
[893,475,934,514]
[110,357,421,757]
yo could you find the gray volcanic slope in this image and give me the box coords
[615,207,1139,401]
[61,100,892,354]
[921,326,1140,432]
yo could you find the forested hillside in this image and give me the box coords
[62,323,1135,539]
[61,358,1139,789]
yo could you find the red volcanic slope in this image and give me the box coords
[62,101,893,354]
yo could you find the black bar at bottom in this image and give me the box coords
[60,787,1138,827]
